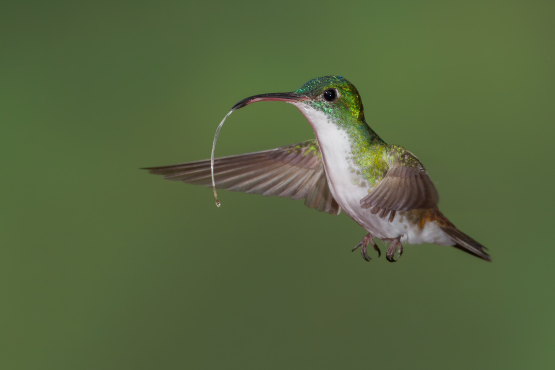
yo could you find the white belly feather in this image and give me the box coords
[294,104,453,246]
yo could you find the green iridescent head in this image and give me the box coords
[231,76,365,122]
[294,76,365,122]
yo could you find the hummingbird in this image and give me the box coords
[144,76,491,263]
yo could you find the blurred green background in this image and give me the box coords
[1,0,554,369]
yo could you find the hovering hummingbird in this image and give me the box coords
[144,76,491,262]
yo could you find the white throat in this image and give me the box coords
[292,103,368,208]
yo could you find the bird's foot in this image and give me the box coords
[384,237,403,262]
[352,233,381,261]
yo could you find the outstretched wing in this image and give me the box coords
[360,145,438,220]
[144,140,341,215]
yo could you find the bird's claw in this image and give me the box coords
[352,233,380,262]
[373,242,381,258]
[386,237,403,262]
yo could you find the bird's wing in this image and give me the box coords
[144,140,341,215]
[359,145,438,220]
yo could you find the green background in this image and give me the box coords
[1,0,554,369]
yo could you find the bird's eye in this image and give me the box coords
[323,88,337,102]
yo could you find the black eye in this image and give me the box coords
[323,88,337,102]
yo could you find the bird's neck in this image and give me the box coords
[295,104,388,187]
[344,115,386,148]
[341,117,388,187]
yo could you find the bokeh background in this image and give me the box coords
[1,1,554,369]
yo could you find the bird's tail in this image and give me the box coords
[440,226,492,262]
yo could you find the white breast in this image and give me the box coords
[293,104,453,246]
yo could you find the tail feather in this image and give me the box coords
[440,227,492,262]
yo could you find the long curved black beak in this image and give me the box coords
[231,92,307,111]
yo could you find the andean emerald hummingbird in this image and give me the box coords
[144,76,491,262]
